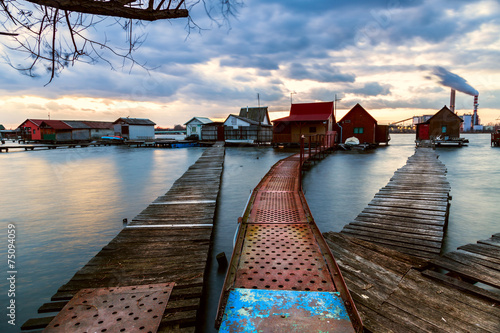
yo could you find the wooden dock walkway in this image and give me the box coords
[323,232,500,332]
[216,134,363,332]
[340,147,451,259]
[21,142,225,333]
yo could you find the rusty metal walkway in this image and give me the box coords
[216,134,363,332]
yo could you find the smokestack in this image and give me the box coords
[450,89,456,113]
[473,95,479,126]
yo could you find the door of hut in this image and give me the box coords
[418,124,430,140]
[217,126,225,141]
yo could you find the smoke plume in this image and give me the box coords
[424,66,478,96]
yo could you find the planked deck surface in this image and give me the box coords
[21,143,225,333]
[323,232,500,333]
[427,233,500,295]
[341,147,450,259]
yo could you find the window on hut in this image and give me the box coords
[309,127,317,133]
[442,126,447,133]
[354,127,364,134]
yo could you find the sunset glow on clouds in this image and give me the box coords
[1,0,499,128]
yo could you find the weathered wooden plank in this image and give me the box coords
[354,302,421,333]
[430,255,500,289]
[356,212,445,226]
[349,220,444,237]
[344,223,443,242]
[386,270,498,333]
[342,226,442,249]
[363,206,446,218]
[38,301,68,313]
[20,316,55,331]
[478,237,500,248]
[458,243,500,260]
[341,230,441,254]
[444,250,500,271]
[368,199,448,212]
[422,269,500,303]
[454,248,500,267]
[374,193,449,202]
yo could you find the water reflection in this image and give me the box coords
[0,135,497,332]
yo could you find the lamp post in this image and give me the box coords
[290,92,296,104]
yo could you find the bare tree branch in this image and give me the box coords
[25,0,188,21]
[0,0,240,83]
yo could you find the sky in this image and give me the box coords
[1,0,499,129]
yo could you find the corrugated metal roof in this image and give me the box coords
[40,120,73,130]
[273,102,333,123]
[63,121,91,129]
[81,121,114,129]
[113,117,156,125]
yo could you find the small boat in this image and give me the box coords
[170,141,198,148]
[344,136,360,145]
[101,135,124,140]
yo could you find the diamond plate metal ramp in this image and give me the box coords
[43,283,175,333]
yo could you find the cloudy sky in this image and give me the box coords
[1,0,499,128]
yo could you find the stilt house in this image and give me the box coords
[113,117,156,140]
[416,106,463,141]
[223,107,273,143]
[272,102,336,145]
[184,117,214,139]
[338,104,390,145]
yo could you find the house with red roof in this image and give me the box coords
[17,119,114,142]
[338,104,390,145]
[272,101,337,145]
[17,119,45,141]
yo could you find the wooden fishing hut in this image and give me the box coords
[416,106,463,142]
[272,101,337,145]
[113,117,156,140]
[338,103,390,145]
[18,119,44,141]
[184,116,214,139]
[223,107,273,144]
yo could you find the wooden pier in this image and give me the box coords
[21,142,225,333]
[0,143,94,152]
[324,146,499,332]
[323,232,500,332]
[216,134,363,332]
[340,148,451,259]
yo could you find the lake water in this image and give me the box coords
[1,133,498,332]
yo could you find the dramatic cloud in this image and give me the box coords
[0,0,499,128]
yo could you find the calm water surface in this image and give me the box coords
[1,134,498,332]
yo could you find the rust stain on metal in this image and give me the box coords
[234,224,335,292]
[43,283,174,333]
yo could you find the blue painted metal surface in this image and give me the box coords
[219,288,355,333]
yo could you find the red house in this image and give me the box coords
[273,101,337,145]
[338,104,389,145]
[17,119,44,141]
